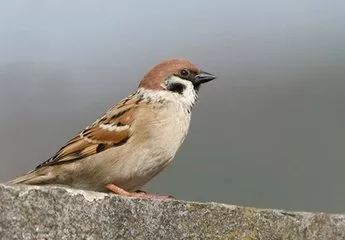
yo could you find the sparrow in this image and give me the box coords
[9,59,216,199]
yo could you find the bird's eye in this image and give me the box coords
[180,69,190,77]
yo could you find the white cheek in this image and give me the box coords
[136,76,198,112]
[166,76,198,110]
[182,81,196,99]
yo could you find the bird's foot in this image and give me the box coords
[105,184,174,200]
[135,190,174,200]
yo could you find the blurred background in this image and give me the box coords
[0,0,344,213]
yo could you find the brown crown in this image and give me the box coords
[139,59,200,90]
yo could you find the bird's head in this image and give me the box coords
[138,59,216,110]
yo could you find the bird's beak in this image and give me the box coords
[195,71,216,85]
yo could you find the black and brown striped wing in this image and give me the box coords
[36,97,140,169]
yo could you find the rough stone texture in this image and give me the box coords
[1,184,345,240]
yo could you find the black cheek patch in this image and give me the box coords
[167,82,186,95]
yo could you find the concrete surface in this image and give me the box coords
[1,184,345,239]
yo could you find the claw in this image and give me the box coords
[105,184,174,200]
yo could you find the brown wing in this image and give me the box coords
[36,95,141,169]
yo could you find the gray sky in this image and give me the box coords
[1,0,345,212]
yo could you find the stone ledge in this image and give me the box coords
[0,184,344,239]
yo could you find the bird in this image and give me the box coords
[9,58,216,199]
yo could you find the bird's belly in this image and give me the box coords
[110,132,185,190]
[112,150,173,191]
[109,113,190,190]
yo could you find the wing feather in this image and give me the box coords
[36,95,142,169]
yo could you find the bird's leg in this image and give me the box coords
[105,184,173,200]
[105,184,146,198]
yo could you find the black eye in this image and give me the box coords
[180,69,190,77]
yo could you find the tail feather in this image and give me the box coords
[8,169,54,185]
[8,172,37,184]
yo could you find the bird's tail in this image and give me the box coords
[8,172,36,184]
[7,168,54,185]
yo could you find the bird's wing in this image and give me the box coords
[36,94,144,169]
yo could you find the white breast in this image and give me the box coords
[116,101,191,190]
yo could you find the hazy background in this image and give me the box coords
[1,1,344,213]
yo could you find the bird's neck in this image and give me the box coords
[136,88,197,113]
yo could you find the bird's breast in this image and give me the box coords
[133,103,191,156]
